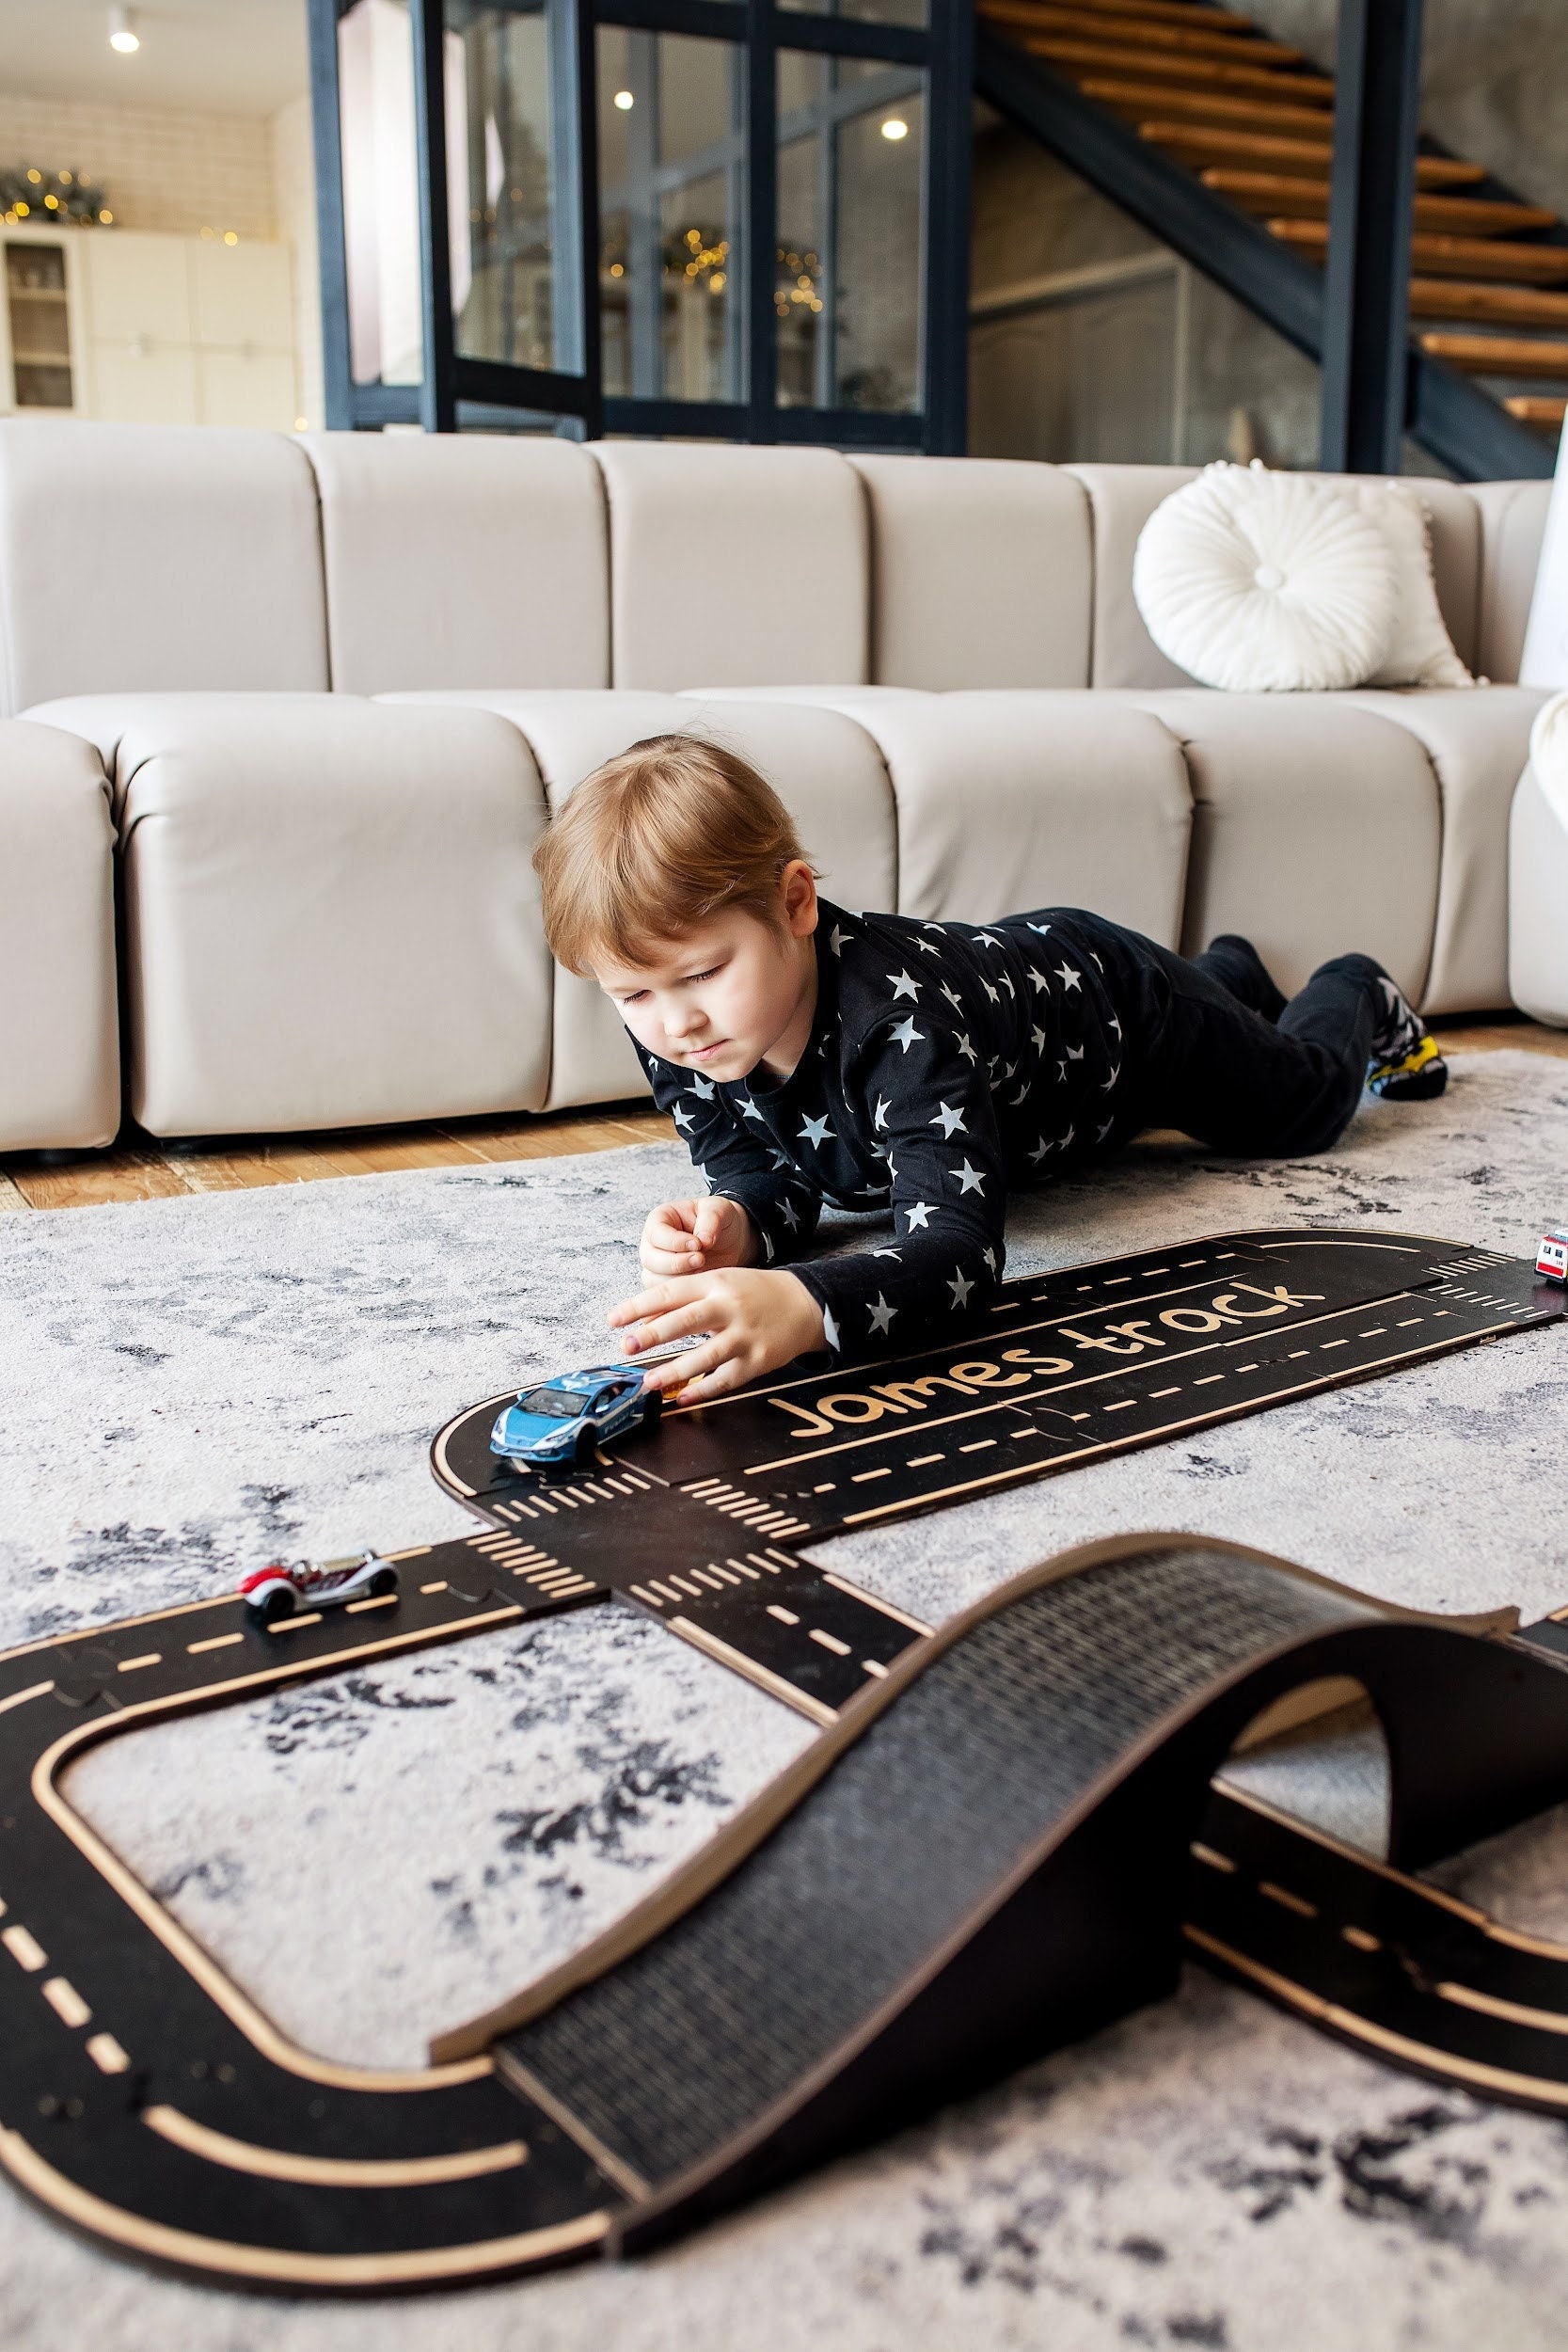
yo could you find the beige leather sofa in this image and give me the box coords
[0,420,1553,1149]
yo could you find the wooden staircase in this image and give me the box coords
[978,0,1568,457]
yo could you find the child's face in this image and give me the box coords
[593,866,818,1086]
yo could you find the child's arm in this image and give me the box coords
[614,1013,1008,1398]
[634,1042,822,1272]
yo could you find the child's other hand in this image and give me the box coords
[639,1194,756,1280]
[610,1268,825,1403]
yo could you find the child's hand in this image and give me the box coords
[640,1194,756,1280]
[610,1268,826,1404]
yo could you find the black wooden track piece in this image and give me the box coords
[0,1228,1563,2291]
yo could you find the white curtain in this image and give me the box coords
[338,0,471,390]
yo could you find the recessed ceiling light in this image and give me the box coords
[613,88,634,111]
[881,117,908,141]
[109,5,140,53]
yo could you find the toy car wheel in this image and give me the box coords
[249,1584,295,1626]
[369,1565,398,1599]
[642,1391,663,1428]
[573,1425,597,1468]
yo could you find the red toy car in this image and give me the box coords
[1537,1229,1568,1284]
[239,1552,399,1626]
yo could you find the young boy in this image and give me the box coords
[533,735,1447,1407]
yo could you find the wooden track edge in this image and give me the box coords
[429,1532,1494,2062]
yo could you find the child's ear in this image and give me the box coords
[781,861,818,939]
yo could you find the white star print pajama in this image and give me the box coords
[633,900,1141,1359]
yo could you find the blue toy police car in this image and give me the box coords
[489,1365,660,1472]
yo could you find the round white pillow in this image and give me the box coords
[1529,691,1568,831]
[1132,460,1400,692]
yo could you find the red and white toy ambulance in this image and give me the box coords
[1536,1229,1568,1283]
[240,1551,399,1625]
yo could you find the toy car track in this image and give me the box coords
[0,1229,1564,2292]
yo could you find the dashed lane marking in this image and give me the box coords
[809,1629,851,1657]
[4,1925,47,1972]
[187,1634,242,1656]
[1190,1842,1236,1874]
[1259,1880,1318,1919]
[116,1654,161,1674]
[768,1606,800,1627]
[87,2033,131,2075]
[42,1977,90,2028]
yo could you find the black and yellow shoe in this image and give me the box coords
[1368,978,1449,1100]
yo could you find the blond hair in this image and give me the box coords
[534,734,816,974]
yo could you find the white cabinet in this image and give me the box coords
[0,224,298,429]
[0,230,92,415]
[189,239,292,348]
[84,230,191,343]
[92,342,198,424]
[197,348,297,429]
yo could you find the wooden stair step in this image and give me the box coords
[1078,77,1332,131]
[1505,394,1567,427]
[1418,330,1568,379]
[1014,35,1336,99]
[1006,0,1256,25]
[1409,277,1568,329]
[1268,218,1568,283]
[1206,170,1558,235]
[991,5,1305,62]
[1141,123,1482,184]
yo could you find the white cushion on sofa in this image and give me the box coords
[1132,462,1398,692]
[1352,480,1476,689]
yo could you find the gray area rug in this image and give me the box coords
[3,1050,1568,2350]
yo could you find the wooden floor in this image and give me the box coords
[2,1016,1564,1214]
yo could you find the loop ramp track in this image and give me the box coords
[1,1229,1564,2290]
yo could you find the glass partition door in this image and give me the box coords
[309,0,970,447]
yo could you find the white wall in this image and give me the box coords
[270,92,322,429]
[0,91,276,241]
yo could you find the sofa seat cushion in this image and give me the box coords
[1320,685,1548,1014]
[1113,690,1443,1007]
[377,690,897,1111]
[28,694,552,1137]
[0,720,119,1151]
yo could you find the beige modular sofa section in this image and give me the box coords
[0,419,1554,1148]
[0,721,119,1151]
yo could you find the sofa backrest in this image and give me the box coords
[0,421,328,717]
[303,432,610,694]
[591,441,870,691]
[1067,459,1541,688]
[850,454,1093,689]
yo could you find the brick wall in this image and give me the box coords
[0,93,276,241]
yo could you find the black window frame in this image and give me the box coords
[308,0,972,449]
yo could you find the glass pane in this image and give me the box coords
[598,28,743,405]
[778,0,927,24]
[449,2,561,373]
[777,57,925,414]
[969,131,1322,467]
